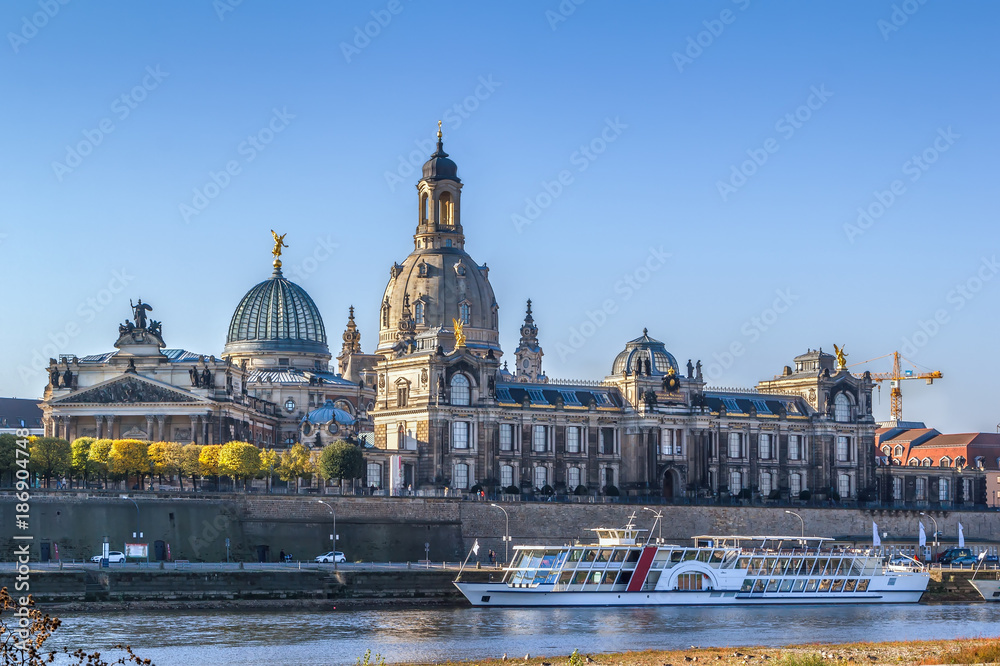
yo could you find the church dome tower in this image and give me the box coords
[376,124,501,357]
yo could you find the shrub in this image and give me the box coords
[541,484,554,496]
[829,490,841,501]
[605,484,620,496]
[768,489,781,500]
[504,485,520,494]
[574,484,588,495]
[470,483,484,494]
[798,489,811,501]
[779,654,830,666]
[737,488,752,500]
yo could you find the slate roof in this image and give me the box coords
[248,368,358,387]
[702,391,809,417]
[77,349,206,364]
[495,382,623,409]
[0,398,43,430]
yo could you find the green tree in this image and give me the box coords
[70,437,97,488]
[277,442,313,490]
[318,440,364,493]
[219,441,261,491]
[258,448,278,493]
[88,439,113,488]
[108,439,150,490]
[0,433,17,487]
[181,442,203,489]
[29,437,71,488]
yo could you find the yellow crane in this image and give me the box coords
[850,351,942,421]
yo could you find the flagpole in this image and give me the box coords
[455,539,480,582]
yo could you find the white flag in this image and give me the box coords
[472,539,480,556]
[872,522,881,548]
[918,522,927,548]
[978,551,987,562]
[958,523,965,548]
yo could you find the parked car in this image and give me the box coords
[314,551,346,563]
[948,555,979,566]
[938,547,973,564]
[90,551,126,563]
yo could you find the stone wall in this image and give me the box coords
[2,492,997,563]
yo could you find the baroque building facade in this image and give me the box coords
[363,133,881,501]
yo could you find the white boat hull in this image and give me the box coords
[970,579,1000,601]
[455,580,926,607]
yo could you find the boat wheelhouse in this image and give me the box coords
[455,521,928,607]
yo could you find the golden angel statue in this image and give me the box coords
[270,230,288,258]
[452,318,466,348]
[833,344,848,370]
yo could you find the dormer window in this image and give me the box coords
[418,262,428,277]
[459,302,471,325]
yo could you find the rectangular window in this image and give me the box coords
[892,477,903,500]
[452,421,469,449]
[728,432,742,458]
[600,428,615,454]
[566,426,580,453]
[760,471,772,497]
[532,425,547,452]
[499,424,513,451]
[567,466,581,490]
[453,463,469,489]
[759,433,771,460]
[729,470,742,494]
[500,464,513,488]
[838,474,851,499]
[788,435,801,461]
[836,436,850,462]
[366,462,382,488]
[915,477,927,500]
[790,473,801,498]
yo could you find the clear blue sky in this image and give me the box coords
[1,1,997,433]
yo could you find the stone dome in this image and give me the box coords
[224,266,329,358]
[611,329,678,376]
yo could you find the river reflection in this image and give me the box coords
[48,604,1000,666]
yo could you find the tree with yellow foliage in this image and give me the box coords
[219,441,261,491]
[180,442,202,490]
[88,439,113,488]
[108,439,150,490]
[278,442,313,491]
[258,448,278,493]
[199,444,222,489]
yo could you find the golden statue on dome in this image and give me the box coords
[833,344,848,370]
[270,230,288,258]
[453,318,466,348]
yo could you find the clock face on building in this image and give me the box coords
[522,359,530,369]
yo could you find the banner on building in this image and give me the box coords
[125,543,148,559]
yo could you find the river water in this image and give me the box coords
[48,604,1000,665]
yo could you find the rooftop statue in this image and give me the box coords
[833,344,848,370]
[453,318,466,348]
[130,298,152,330]
[270,230,288,258]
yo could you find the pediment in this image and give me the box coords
[52,374,207,405]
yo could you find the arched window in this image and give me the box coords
[759,433,771,460]
[939,477,949,502]
[450,374,470,406]
[453,463,469,490]
[381,301,390,328]
[760,471,772,497]
[500,465,513,488]
[414,301,424,325]
[789,473,802,498]
[834,393,852,423]
[439,191,453,226]
[729,470,742,495]
[420,193,429,223]
[459,302,471,325]
[838,473,851,499]
[534,466,547,490]
[567,466,581,490]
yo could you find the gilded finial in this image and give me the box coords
[437,120,442,139]
[270,230,288,271]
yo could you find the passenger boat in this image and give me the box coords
[970,579,1000,601]
[454,518,929,607]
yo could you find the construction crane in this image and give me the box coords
[850,351,942,422]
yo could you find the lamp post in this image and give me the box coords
[785,510,804,538]
[317,500,337,555]
[642,507,663,544]
[121,494,141,539]
[919,512,938,562]
[489,503,510,564]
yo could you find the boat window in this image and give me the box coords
[615,570,633,586]
[753,579,766,593]
[710,550,725,564]
[696,550,711,562]
[571,571,588,585]
[569,549,584,563]
[741,579,754,592]
[611,550,628,563]
[791,579,806,592]
[671,550,684,563]
[677,573,705,591]
[683,550,698,561]
[857,579,870,592]
[803,558,817,576]
[510,552,528,569]
[508,571,525,585]
[777,559,790,575]
[844,579,857,592]
[653,549,671,564]
[805,579,819,593]
[815,558,829,575]
[591,571,606,585]
[626,549,642,563]
[582,549,596,563]
[832,579,846,593]
[779,579,793,593]
[818,579,832,592]
[766,579,779,593]
[596,549,613,563]
[558,571,573,585]
[750,557,765,574]
[830,559,844,576]
[645,571,661,589]
[737,557,751,569]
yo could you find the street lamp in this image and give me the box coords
[317,500,337,555]
[785,510,804,539]
[121,495,141,539]
[489,503,511,564]
[642,507,663,544]
[919,512,938,562]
